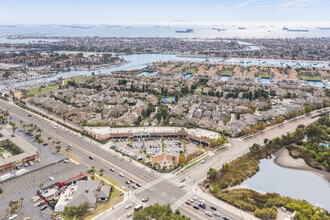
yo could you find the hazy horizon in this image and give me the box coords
[1,0,329,25]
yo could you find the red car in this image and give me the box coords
[185,201,191,205]
[130,179,135,183]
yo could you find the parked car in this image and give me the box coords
[223,217,230,220]
[119,172,124,177]
[185,201,191,205]
[89,156,94,160]
[132,185,138,189]
[201,159,206,164]
[136,182,142,187]
[49,176,54,181]
[125,180,131,184]
[179,183,186,188]
[40,205,48,210]
[127,213,132,218]
[110,168,115,172]
[8,214,18,220]
[141,197,148,202]
[180,178,185,182]
[130,179,135,183]
[214,211,220,217]
[38,201,45,207]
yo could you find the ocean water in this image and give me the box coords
[0,23,329,42]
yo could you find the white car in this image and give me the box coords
[179,183,186,188]
[49,176,54,181]
[191,196,197,200]
[119,172,125,177]
[9,214,18,220]
[125,204,132,209]
[32,196,40,202]
[214,211,220,217]
[205,211,212,217]
[201,159,206,164]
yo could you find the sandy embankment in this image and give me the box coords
[273,148,330,183]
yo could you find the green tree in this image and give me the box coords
[207,168,219,181]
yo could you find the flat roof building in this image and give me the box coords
[0,128,39,173]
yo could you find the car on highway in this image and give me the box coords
[214,211,220,217]
[198,203,206,209]
[89,156,94,160]
[127,213,132,218]
[125,204,132,209]
[205,211,212,217]
[40,205,48,211]
[210,205,217,210]
[49,176,54,181]
[119,172,125,177]
[8,214,18,220]
[141,197,148,202]
[130,179,135,183]
[193,205,199,210]
[110,168,115,172]
[185,201,191,205]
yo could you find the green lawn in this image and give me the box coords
[221,69,232,76]
[28,76,89,96]
[186,67,197,74]
[299,75,323,81]
[28,84,59,96]
[259,72,270,78]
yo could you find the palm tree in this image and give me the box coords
[66,145,72,156]
[56,145,61,153]
[12,124,17,137]
[20,197,24,208]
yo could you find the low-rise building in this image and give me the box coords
[151,153,178,170]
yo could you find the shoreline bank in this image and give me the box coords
[176,53,330,64]
[273,147,330,183]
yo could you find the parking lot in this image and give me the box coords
[0,126,67,179]
[110,137,201,162]
[0,161,85,220]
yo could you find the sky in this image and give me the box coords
[0,0,329,25]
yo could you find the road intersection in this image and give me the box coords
[0,99,326,220]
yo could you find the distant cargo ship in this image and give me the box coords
[317,27,330,30]
[282,27,289,30]
[212,28,226,32]
[287,29,309,32]
[175,29,194,33]
[7,25,17,28]
[164,26,170,28]
[106,25,122,28]
[238,27,246,30]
